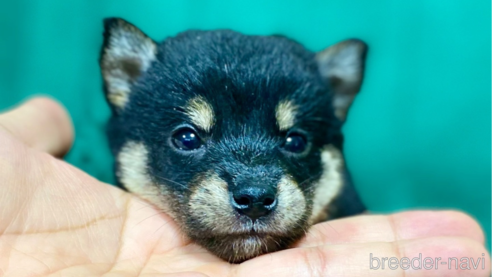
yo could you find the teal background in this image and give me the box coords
[0,1,490,251]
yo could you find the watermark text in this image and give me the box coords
[370,253,487,270]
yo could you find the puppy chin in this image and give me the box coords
[189,230,305,263]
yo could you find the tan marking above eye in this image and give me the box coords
[275,100,298,131]
[184,96,215,132]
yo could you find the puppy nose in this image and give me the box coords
[231,186,277,220]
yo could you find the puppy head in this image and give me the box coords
[100,18,367,263]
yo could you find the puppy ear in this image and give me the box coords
[100,18,157,111]
[316,39,368,121]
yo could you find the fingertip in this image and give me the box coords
[26,96,75,155]
[441,210,486,243]
[394,210,486,244]
[0,96,75,157]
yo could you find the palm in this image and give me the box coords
[1,135,222,276]
[1,98,489,276]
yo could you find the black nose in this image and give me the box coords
[231,186,277,220]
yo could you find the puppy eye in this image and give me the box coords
[172,128,203,151]
[282,133,308,153]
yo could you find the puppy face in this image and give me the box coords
[100,18,367,263]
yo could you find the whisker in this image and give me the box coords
[297,172,323,193]
[322,221,340,236]
[152,218,176,236]
[151,174,194,192]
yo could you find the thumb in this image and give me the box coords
[0,96,74,157]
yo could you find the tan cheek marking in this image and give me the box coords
[267,176,307,233]
[188,173,238,235]
[309,145,345,224]
[117,141,174,217]
[185,96,215,132]
[275,100,298,131]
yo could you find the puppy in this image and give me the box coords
[99,18,367,263]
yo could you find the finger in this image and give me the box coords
[299,210,485,248]
[0,96,74,156]
[234,237,490,277]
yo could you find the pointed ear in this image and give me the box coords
[316,39,368,121]
[100,18,157,111]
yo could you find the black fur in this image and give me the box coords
[100,18,366,263]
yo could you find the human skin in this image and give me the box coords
[0,97,490,277]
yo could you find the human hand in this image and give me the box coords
[1,97,489,276]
